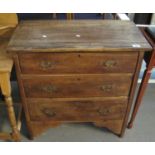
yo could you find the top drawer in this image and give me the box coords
[19,52,138,74]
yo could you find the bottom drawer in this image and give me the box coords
[27,97,127,122]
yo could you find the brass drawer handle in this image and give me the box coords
[98,108,112,116]
[40,61,55,70]
[41,85,57,93]
[42,108,56,117]
[101,84,113,92]
[104,60,117,68]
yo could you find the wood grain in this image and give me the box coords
[22,74,132,98]
[19,52,138,74]
[121,52,144,136]
[7,20,151,139]
[7,20,151,53]
[27,97,127,122]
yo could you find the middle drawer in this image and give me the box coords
[22,74,132,98]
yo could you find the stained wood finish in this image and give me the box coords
[128,27,155,129]
[23,74,132,98]
[121,52,144,136]
[7,20,152,139]
[27,97,127,122]
[28,119,125,137]
[94,119,124,135]
[7,20,151,53]
[19,52,138,74]
[13,55,35,139]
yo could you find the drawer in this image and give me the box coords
[27,97,127,122]
[19,52,138,74]
[23,74,132,98]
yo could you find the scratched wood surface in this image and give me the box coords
[18,52,138,74]
[7,20,151,53]
[27,97,127,122]
[7,20,152,139]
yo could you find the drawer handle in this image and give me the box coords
[98,108,112,116]
[40,61,54,70]
[41,85,57,93]
[101,84,113,92]
[42,108,56,117]
[104,60,117,68]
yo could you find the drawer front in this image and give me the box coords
[19,52,138,74]
[23,74,132,98]
[27,97,127,121]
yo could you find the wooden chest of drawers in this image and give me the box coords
[7,20,151,139]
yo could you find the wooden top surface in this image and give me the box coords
[7,20,152,53]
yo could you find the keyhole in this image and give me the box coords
[77,78,81,81]
[78,54,81,57]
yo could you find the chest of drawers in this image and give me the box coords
[7,20,151,139]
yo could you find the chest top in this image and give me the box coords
[7,20,151,53]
